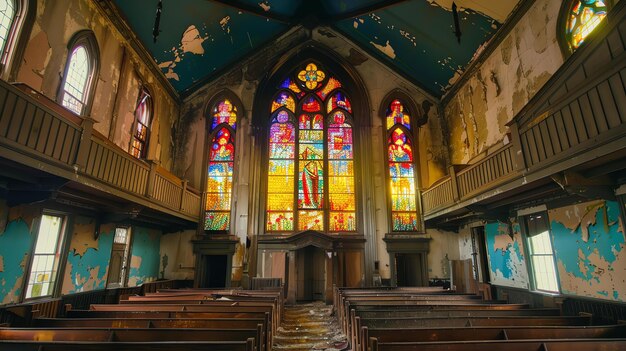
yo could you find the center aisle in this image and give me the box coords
[273,302,349,351]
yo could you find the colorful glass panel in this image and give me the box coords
[566,0,608,50]
[271,92,296,113]
[386,99,411,130]
[212,99,237,129]
[327,92,352,113]
[298,210,324,231]
[297,63,325,90]
[387,126,418,231]
[317,77,342,100]
[205,126,235,230]
[302,95,321,112]
[266,63,355,233]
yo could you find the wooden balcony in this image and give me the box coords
[422,2,626,219]
[0,81,200,223]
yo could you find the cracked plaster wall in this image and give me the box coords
[16,0,179,171]
[444,0,564,164]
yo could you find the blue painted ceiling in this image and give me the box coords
[112,0,518,98]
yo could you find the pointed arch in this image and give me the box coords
[557,0,613,56]
[203,90,243,232]
[380,90,422,232]
[0,0,35,80]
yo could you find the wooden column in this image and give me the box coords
[286,250,297,304]
[325,251,333,304]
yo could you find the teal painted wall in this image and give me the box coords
[0,212,34,304]
[61,218,114,294]
[128,226,161,286]
[549,200,626,302]
[484,220,529,289]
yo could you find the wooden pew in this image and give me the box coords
[369,338,626,351]
[359,325,626,351]
[0,339,254,351]
[33,318,269,351]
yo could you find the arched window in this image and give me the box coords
[130,89,153,158]
[385,98,419,232]
[266,62,356,233]
[560,0,611,53]
[59,31,98,115]
[0,0,33,79]
[205,98,238,231]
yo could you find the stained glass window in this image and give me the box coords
[565,0,608,51]
[205,99,238,231]
[130,89,152,158]
[386,99,418,231]
[266,63,356,233]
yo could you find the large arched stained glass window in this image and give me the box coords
[205,99,237,231]
[266,63,356,233]
[386,99,418,231]
[564,0,609,52]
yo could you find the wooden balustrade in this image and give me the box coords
[0,80,200,222]
[422,4,626,217]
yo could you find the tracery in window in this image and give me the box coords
[386,99,418,232]
[565,0,609,51]
[205,99,238,231]
[266,62,356,233]
[61,46,90,115]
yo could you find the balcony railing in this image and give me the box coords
[421,2,626,218]
[0,81,200,222]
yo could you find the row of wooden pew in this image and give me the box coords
[0,287,283,351]
[334,286,626,351]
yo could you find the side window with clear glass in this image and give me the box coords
[59,31,99,116]
[25,214,66,299]
[524,213,560,293]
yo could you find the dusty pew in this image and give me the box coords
[32,318,269,351]
[369,338,626,351]
[359,325,626,351]
[0,339,254,351]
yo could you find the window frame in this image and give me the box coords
[202,91,243,234]
[263,61,359,234]
[106,226,133,288]
[0,0,34,80]
[380,90,423,234]
[557,0,613,57]
[57,30,99,116]
[23,211,70,301]
[520,211,561,295]
[130,87,154,159]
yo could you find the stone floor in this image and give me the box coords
[273,302,349,351]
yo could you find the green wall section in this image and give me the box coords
[549,200,626,302]
[62,218,114,294]
[0,218,33,304]
[128,226,161,287]
[484,221,528,289]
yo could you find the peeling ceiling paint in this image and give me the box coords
[113,0,520,97]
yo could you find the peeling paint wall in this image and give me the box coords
[159,230,195,280]
[0,204,36,305]
[16,0,179,172]
[128,226,161,287]
[61,218,113,294]
[484,220,529,289]
[548,200,626,302]
[444,0,564,164]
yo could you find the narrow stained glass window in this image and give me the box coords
[386,99,418,231]
[266,62,356,233]
[566,0,608,51]
[130,90,152,159]
[61,46,90,115]
[205,99,238,231]
[0,0,16,57]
